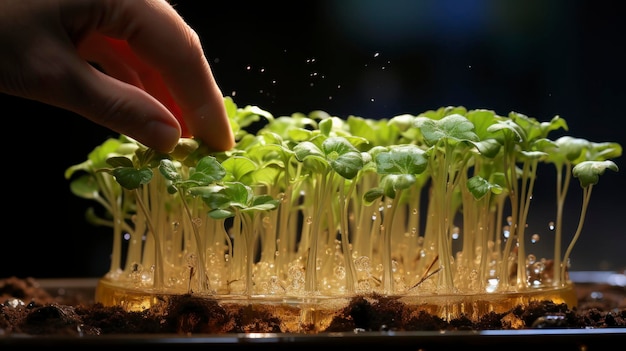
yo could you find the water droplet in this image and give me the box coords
[502,225,511,238]
[357,280,371,291]
[268,276,283,294]
[262,216,272,228]
[532,261,545,275]
[334,266,346,279]
[469,269,478,281]
[590,291,604,300]
[355,256,371,272]
[531,233,540,243]
[548,221,555,231]
[451,227,461,240]
[288,265,304,280]
[391,260,398,272]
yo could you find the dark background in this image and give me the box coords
[2,0,624,278]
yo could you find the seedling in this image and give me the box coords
[65,98,621,319]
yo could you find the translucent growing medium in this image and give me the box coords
[65,99,622,325]
[95,278,577,331]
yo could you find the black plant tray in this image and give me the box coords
[2,328,625,350]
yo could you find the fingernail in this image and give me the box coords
[146,121,181,153]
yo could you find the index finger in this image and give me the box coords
[81,35,189,137]
[74,0,235,151]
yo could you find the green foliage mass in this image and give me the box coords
[65,98,621,297]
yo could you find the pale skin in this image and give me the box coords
[0,0,235,153]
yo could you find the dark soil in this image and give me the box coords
[1,276,625,336]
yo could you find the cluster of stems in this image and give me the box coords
[66,98,621,297]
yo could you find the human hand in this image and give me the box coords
[0,0,234,153]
